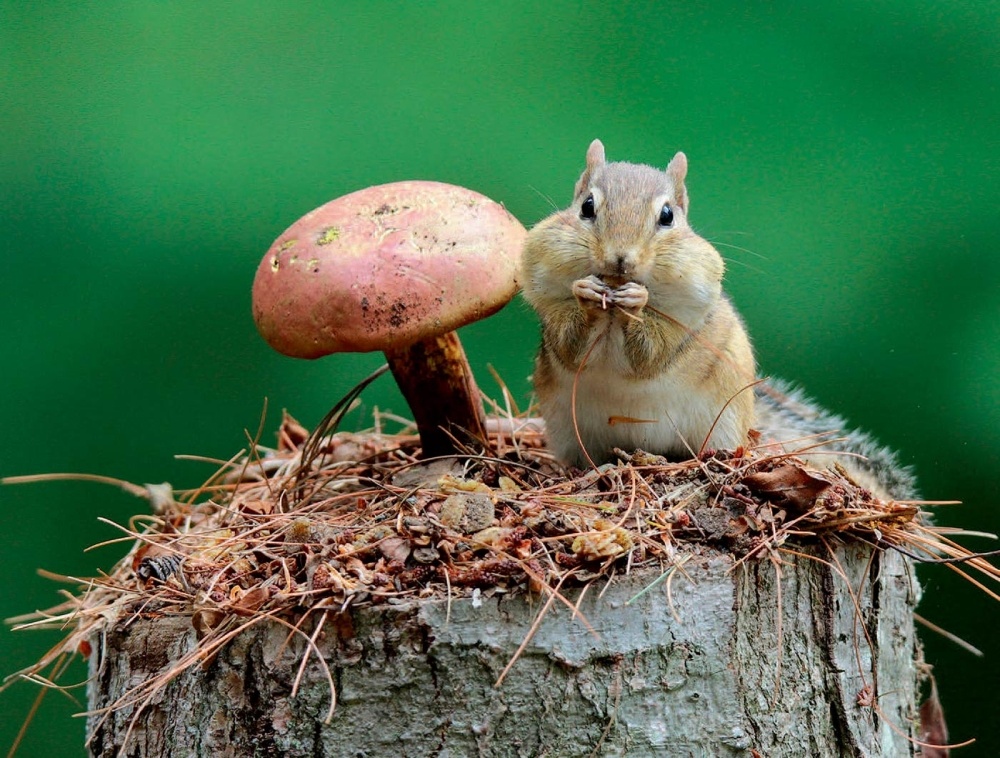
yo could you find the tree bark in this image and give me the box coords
[86,543,922,757]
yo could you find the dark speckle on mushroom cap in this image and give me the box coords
[252,181,525,358]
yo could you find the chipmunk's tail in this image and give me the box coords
[754,378,918,501]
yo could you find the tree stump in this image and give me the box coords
[86,543,921,757]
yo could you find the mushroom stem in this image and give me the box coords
[383,331,487,458]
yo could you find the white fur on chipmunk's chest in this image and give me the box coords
[542,338,726,462]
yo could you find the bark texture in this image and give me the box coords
[87,544,921,757]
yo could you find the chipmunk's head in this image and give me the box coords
[570,139,695,286]
[521,140,725,324]
[569,140,724,315]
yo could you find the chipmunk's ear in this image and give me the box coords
[586,139,606,169]
[574,139,606,198]
[666,151,689,214]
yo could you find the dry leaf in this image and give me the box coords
[918,676,949,758]
[344,557,372,584]
[311,562,356,593]
[607,415,656,426]
[438,474,491,494]
[390,458,464,488]
[378,536,412,564]
[628,450,669,466]
[240,499,273,516]
[277,410,310,451]
[470,526,510,548]
[743,465,833,510]
[412,546,440,564]
[192,608,226,639]
[498,476,521,493]
[355,524,395,548]
[229,587,270,616]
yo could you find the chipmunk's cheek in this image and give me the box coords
[651,265,681,290]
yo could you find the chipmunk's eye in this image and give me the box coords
[580,194,596,220]
[658,203,674,228]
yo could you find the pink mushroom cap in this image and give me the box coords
[253,181,525,358]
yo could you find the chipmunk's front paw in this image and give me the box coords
[610,282,648,311]
[573,275,613,309]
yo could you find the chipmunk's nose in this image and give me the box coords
[614,251,637,277]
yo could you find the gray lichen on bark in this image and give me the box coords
[87,543,921,757]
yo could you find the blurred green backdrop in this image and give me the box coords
[2,2,997,755]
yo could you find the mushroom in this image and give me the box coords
[252,180,525,458]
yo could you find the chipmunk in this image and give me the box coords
[521,140,915,500]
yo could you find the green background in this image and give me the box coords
[2,2,997,755]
